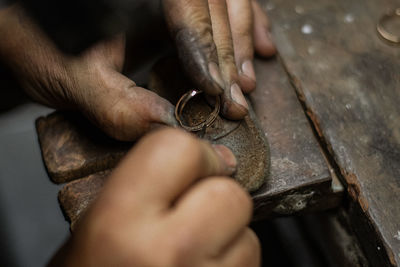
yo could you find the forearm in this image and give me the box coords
[0,4,75,108]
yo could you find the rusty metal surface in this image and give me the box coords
[264,0,400,265]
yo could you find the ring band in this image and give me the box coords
[377,8,400,44]
[175,90,220,132]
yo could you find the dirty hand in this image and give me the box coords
[164,0,276,120]
[49,129,260,267]
[0,1,275,141]
[0,4,177,141]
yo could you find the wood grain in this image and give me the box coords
[251,57,340,220]
[264,0,400,265]
[36,112,131,183]
[58,170,110,230]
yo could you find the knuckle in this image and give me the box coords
[232,27,252,41]
[190,16,212,37]
[200,35,218,58]
[105,100,125,127]
[208,0,226,7]
[218,45,236,63]
[233,229,261,267]
[220,53,236,67]
[101,99,134,140]
[166,232,197,267]
[208,178,253,213]
[175,27,217,63]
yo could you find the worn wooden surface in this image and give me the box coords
[58,170,110,230]
[265,0,400,265]
[250,58,341,220]
[36,112,131,183]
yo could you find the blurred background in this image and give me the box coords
[0,75,68,266]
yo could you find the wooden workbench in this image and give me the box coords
[264,0,400,265]
[35,0,400,265]
[36,55,342,229]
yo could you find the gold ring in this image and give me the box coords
[175,90,220,132]
[377,8,400,44]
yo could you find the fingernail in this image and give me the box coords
[208,62,225,90]
[230,83,249,110]
[242,60,256,82]
[212,144,237,172]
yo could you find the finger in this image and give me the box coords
[74,66,177,141]
[216,228,261,267]
[227,0,256,93]
[100,129,237,213]
[252,0,276,57]
[208,0,249,120]
[163,0,225,96]
[81,34,126,73]
[170,177,252,256]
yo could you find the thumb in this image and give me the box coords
[75,67,177,141]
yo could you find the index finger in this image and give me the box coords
[163,0,225,96]
[100,128,237,212]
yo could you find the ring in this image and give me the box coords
[175,90,220,132]
[377,8,400,44]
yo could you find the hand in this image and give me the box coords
[0,1,275,141]
[0,4,177,141]
[49,129,260,267]
[163,0,276,120]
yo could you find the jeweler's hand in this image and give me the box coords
[163,0,276,120]
[49,128,260,267]
[0,5,177,141]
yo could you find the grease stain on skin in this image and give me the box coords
[174,28,221,95]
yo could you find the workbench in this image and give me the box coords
[36,0,400,266]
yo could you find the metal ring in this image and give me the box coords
[377,8,400,44]
[175,90,220,132]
